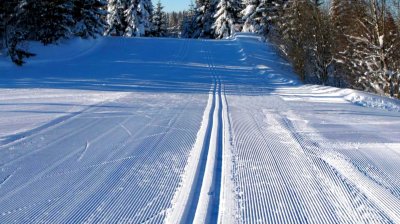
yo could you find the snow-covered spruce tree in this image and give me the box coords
[73,0,107,38]
[241,0,286,35]
[11,0,41,41]
[241,0,258,32]
[166,11,186,37]
[5,0,72,63]
[105,0,129,36]
[191,0,217,38]
[151,1,167,37]
[0,0,20,50]
[35,0,75,45]
[0,3,7,50]
[125,0,153,37]
[5,0,37,65]
[125,0,140,36]
[241,0,268,34]
[213,0,237,38]
[229,0,242,26]
[181,2,197,38]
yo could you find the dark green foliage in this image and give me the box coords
[151,1,167,37]
[1,0,106,65]
[73,0,107,38]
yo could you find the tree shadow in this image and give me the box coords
[0,36,300,96]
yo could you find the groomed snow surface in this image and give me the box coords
[0,34,399,223]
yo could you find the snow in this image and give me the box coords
[281,85,400,112]
[343,91,400,112]
[165,92,214,223]
[1,33,400,223]
[0,88,128,145]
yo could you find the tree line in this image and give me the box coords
[279,0,400,97]
[184,0,400,97]
[0,0,167,64]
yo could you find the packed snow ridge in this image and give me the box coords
[0,33,399,223]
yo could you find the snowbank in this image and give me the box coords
[342,90,400,112]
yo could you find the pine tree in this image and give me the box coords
[181,2,197,38]
[151,1,167,37]
[241,0,269,34]
[12,0,41,41]
[37,0,75,45]
[0,0,20,50]
[0,3,6,49]
[144,0,154,36]
[9,0,74,45]
[213,0,237,38]
[5,0,37,65]
[191,0,216,38]
[73,0,107,38]
[125,0,139,36]
[125,0,153,37]
[241,0,258,32]
[105,0,129,36]
[166,10,186,37]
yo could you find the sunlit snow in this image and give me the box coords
[0,33,399,223]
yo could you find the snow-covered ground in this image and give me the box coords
[0,34,399,223]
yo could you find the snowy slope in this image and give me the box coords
[1,34,400,223]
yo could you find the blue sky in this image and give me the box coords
[160,0,192,12]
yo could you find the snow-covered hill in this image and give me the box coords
[0,34,399,223]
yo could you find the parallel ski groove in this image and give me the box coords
[165,40,226,224]
[193,42,224,224]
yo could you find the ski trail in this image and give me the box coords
[192,83,220,224]
[2,34,399,224]
[192,41,226,224]
[164,88,215,224]
[217,87,236,223]
[166,41,227,224]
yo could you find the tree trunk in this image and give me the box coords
[389,76,394,97]
[398,74,400,98]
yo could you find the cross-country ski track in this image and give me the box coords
[0,34,400,223]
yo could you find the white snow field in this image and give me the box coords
[0,33,400,223]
